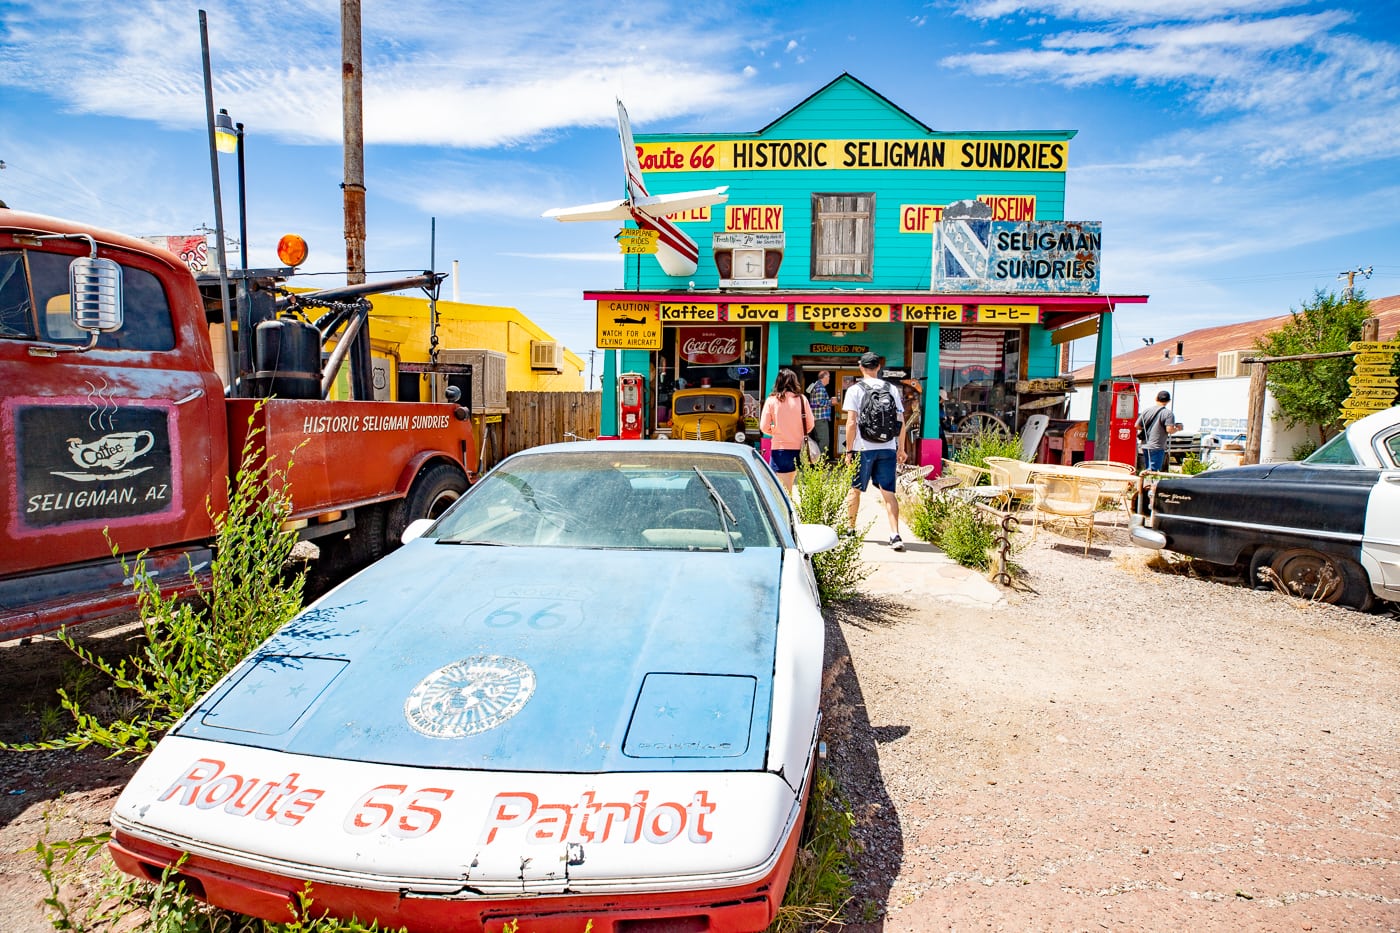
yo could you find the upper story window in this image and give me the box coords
[811,193,874,281]
[0,249,175,351]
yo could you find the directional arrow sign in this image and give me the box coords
[1349,375,1399,387]
[1352,352,1397,365]
[617,228,659,241]
[1350,340,1400,352]
[1353,363,1396,377]
[1349,386,1398,400]
[619,240,659,254]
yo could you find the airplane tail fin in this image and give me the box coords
[617,100,648,201]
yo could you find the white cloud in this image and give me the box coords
[0,0,794,149]
[952,0,1304,24]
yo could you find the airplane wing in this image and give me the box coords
[632,186,730,219]
[541,199,633,223]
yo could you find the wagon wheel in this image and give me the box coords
[956,412,1010,435]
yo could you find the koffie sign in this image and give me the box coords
[16,403,174,529]
[935,213,1102,295]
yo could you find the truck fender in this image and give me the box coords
[385,455,471,545]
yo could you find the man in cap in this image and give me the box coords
[1137,390,1181,472]
[842,352,908,550]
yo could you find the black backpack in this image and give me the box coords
[856,380,899,443]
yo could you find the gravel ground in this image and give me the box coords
[1,519,1396,932]
[823,519,1399,932]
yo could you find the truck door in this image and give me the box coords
[0,239,225,579]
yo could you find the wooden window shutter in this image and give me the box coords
[811,193,874,281]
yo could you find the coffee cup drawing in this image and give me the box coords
[67,431,155,472]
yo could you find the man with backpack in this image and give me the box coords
[842,352,908,550]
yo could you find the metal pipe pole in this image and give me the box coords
[236,123,248,274]
[198,10,238,395]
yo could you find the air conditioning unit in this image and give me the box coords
[530,340,563,373]
[1216,349,1245,379]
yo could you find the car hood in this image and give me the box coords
[175,540,782,774]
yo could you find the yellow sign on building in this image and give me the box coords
[597,300,661,349]
[660,303,720,322]
[794,303,892,324]
[902,303,962,323]
[727,303,786,322]
[977,305,1040,324]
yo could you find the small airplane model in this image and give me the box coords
[544,101,729,278]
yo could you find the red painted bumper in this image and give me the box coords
[109,781,808,933]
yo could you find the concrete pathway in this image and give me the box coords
[846,487,1006,609]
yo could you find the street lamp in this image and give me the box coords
[199,10,238,394]
[214,110,248,273]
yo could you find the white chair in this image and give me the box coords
[1019,414,1050,462]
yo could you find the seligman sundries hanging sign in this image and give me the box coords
[933,201,1101,294]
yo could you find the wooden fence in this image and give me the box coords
[503,391,603,456]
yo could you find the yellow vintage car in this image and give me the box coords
[670,386,749,443]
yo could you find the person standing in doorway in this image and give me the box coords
[760,368,816,494]
[843,352,908,550]
[1137,390,1181,472]
[805,370,833,460]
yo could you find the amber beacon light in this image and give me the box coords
[276,234,309,268]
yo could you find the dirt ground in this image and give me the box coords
[1,527,1397,932]
[825,531,1399,932]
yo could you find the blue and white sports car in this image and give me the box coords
[109,441,838,933]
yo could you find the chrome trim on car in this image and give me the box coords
[1128,514,1165,549]
[1160,512,1363,543]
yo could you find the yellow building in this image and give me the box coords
[366,293,586,398]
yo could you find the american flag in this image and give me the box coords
[939,328,1004,369]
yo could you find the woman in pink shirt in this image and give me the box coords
[760,368,815,493]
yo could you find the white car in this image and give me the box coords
[109,441,838,932]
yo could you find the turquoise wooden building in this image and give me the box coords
[578,74,1145,465]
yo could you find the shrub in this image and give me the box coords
[907,488,1002,571]
[951,429,1023,471]
[794,456,871,603]
[1181,454,1208,475]
[1290,438,1320,461]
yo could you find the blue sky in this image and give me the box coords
[2,0,1398,378]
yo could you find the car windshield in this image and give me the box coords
[674,394,737,415]
[1304,430,1359,465]
[429,449,779,549]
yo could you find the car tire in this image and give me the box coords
[387,462,469,547]
[1268,548,1373,609]
[1247,548,1275,590]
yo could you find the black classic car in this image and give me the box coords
[1131,406,1400,610]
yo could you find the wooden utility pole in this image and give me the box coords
[341,0,365,287]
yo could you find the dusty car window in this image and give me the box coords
[430,450,778,549]
[1304,431,1359,466]
[1382,431,1400,468]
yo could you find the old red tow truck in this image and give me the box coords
[0,208,479,639]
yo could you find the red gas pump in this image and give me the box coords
[619,372,646,440]
[1106,380,1139,466]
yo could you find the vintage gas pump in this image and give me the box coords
[1101,379,1140,466]
[619,371,646,440]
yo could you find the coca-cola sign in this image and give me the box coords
[679,327,741,365]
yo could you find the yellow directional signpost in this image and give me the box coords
[1341,340,1399,425]
[617,228,659,254]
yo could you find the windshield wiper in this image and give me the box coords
[691,467,737,553]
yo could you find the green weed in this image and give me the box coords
[794,457,872,603]
[769,765,857,932]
